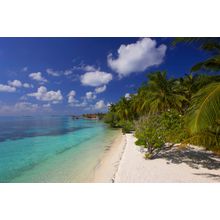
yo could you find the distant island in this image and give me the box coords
[72,113,106,120]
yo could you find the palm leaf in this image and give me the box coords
[191,55,220,72]
[183,131,220,149]
[186,82,220,134]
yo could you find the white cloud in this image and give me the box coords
[94,100,106,110]
[8,80,33,89]
[43,103,51,108]
[83,65,97,72]
[64,70,73,76]
[23,83,33,88]
[107,38,167,78]
[81,71,113,87]
[73,100,87,108]
[125,93,131,100]
[15,102,39,112]
[28,86,63,103]
[0,102,52,115]
[8,80,22,87]
[85,91,96,100]
[107,102,112,108]
[67,90,78,105]
[46,68,73,77]
[46,68,60,76]
[0,84,16,92]
[29,72,48,83]
[95,85,106,94]
[73,64,97,72]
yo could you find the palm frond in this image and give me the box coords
[183,131,220,149]
[191,55,220,72]
[186,82,220,134]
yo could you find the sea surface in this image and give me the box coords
[0,116,119,183]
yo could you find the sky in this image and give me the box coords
[0,37,210,116]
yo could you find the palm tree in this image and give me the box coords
[115,97,132,120]
[130,85,151,116]
[174,38,220,148]
[173,37,220,73]
[146,71,186,113]
[185,83,220,148]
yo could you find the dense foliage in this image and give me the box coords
[104,38,220,156]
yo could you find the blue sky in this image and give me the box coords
[0,37,209,115]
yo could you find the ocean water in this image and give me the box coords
[0,116,119,183]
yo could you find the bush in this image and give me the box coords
[119,120,134,134]
[135,115,165,158]
[159,109,189,143]
[103,112,120,128]
[134,110,189,159]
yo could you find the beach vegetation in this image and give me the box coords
[104,37,220,155]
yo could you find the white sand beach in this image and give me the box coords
[93,133,220,183]
[92,131,126,182]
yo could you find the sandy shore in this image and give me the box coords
[92,130,126,182]
[93,132,220,183]
[115,134,220,183]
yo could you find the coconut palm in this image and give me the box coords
[174,38,220,148]
[130,85,150,116]
[173,37,220,73]
[146,71,186,113]
[115,97,132,120]
[185,83,220,148]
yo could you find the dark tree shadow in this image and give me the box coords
[193,173,220,181]
[154,146,220,170]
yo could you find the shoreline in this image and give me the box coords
[91,130,126,182]
[92,132,220,183]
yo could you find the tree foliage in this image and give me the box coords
[104,37,220,155]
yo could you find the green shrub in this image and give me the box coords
[135,115,165,158]
[159,109,189,143]
[135,138,145,146]
[103,112,120,128]
[134,110,189,159]
[118,120,134,134]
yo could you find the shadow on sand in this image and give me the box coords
[154,146,220,171]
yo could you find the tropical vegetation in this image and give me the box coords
[104,38,220,158]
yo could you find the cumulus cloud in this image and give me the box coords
[107,38,167,78]
[46,68,60,76]
[8,80,22,87]
[94,100,107,110]
[15,102,39,112]
[28,86,63,103]
[95,85,106,94]
[85,91,96,100]
[94,100,106,110]
[67,90,78,106]
[73,64,97,72]
[23,83,33,88]
[73,100,88,108]
[63,70,73,76]
[83,65,97,72]
[81,71,113,87]
[46,68,73,77]
[0,84,16,92]
[8,80,33,89]
[29,72,48,83]
[125,93,131,100]
[0,102,52,115]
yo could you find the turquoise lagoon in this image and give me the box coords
[0,116,119,182]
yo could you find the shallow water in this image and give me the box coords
[0,116,119,182]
